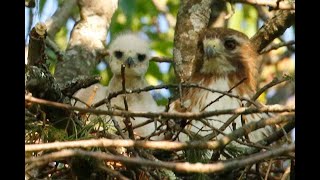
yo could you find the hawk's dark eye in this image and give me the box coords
[224,39,237,50]
[137,53,146,62]
[114,51,123,59]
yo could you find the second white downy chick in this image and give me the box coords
[105,32,164,140]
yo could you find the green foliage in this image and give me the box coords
[38,0,47,16]
[228,4,258,37]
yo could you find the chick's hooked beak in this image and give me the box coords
[126,57,134,68]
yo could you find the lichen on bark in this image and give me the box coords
[173,0,214,83]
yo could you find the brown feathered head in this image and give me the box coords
[195,28,259,93]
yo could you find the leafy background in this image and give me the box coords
[25,0,295,108]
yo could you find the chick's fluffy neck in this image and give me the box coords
[108,75,147,92]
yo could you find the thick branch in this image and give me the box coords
[45,0,77,38]
[26,23,78,134]
[233,0,295,10]
[25,66,78,134]
[61,75,101,97]
[173,0,213,82]
[27,23,47,66]
[26,113,294,152]
[25,95,295,120]
[251,10,295,53]
[54,0,118,88]
[26,144,294,173]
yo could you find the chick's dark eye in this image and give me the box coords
[224,39,237,50]
[114,51,123,59]
[137,53,146,61]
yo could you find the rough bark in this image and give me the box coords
[173,0,213,83]
[251,10,295,53]
[27,23,47,66]
[26,24,79,134]
[54,0,118,88]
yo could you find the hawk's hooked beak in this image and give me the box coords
[203,39,221,59]
[205,46,216,58]
[126,57,134,68]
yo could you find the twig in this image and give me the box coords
[26,95,295,120]
[201,77,248,111]
[198,118,270,150]
[106,101,126,139]
[216,75,292,135]
[121,65,135,140]
[232,0,295,10]
[281,164,291,180]
[261,40,295,53]
[45,37,65,61]
[25,113,294,152]
[242,119,295,155]
[252,75,292,101]
[150,56,172,63]
[26,144,295,173]
[264,159,273,180]
[129,119,155,130]
[93,83,259,108]
[98,165,129,180]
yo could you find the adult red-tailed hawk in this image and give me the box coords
[170,28,272,144]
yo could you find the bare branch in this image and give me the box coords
[232,0,295,10]
[201,77,248,111]
[106,101,126,139]
[25,95,295,120]
[121,65,135,140]
[62,75,101,97]
[93,83,258,108]
[261,40,295,53]
[25,113,294,152]
[45,0,77,38]
[54,0,118,88]
[217,75,292,134]
[251,10,295,53]
[252,75,292,101]
[26,144,294,173]
[150,56,172,63]
[45,37,65,61]
[242,118,295,155]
